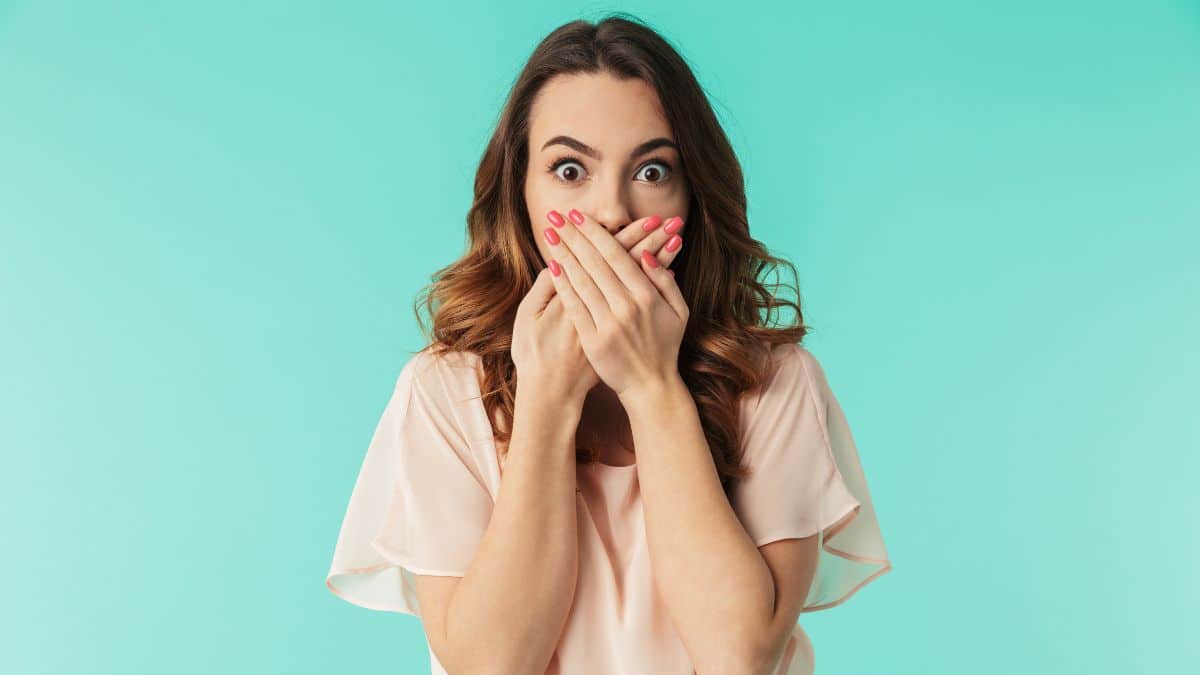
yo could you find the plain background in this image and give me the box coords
[2,1,1197,673]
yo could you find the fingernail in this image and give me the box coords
[665,234,683,252]
[664,216,684,235]
[550,259,562,276]
[641,250,660,268]
[568,209,585,225]
[642,215,663,232]
[544,227,560,245]
[547,210,565,227]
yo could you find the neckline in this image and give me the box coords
[587,459,637,471]
[462,353,638,473]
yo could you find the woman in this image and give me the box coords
[326,14,891,675]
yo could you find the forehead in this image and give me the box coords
[528,72,673,151]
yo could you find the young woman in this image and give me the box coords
[326,14,891,675]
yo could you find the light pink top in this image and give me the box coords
[326,343,891,674]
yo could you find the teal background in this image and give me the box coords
[2,1,1197,673]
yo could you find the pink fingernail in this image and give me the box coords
[642,215,663,232]
[547,210,565,227]
[665,234,683,252]
[544,227,560,245]
[568,209,585,225]
[549,260,562,276]
[664,216,684,235]
[641,250,660,268]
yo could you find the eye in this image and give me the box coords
[546,154,675,187]
[548,156,587,184]
[634,157,673,185]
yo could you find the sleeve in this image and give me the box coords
[731,343,892,612]
[324,350,496,616]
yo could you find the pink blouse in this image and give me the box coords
[326,343,891,674]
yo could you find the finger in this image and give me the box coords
[546,211,613,325]
[654,216,686,268]
[559,208,660,310]
[518,266,558,319]
[613,215,664,251]
[639,250,690,320]
[557,208,632,308]
[629,214,686,268]
[547,256,597,336]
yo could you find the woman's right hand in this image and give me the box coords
[512,267,597,406]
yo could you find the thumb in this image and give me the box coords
[523,265,558,312]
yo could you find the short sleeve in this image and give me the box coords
[325,348,496,616]
[731,343,892,612]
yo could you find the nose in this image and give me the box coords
[592,199,638,234]
[580,165,638,234]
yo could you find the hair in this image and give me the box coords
[412,12,811,497]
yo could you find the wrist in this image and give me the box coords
[516,378,586,418]
[617,372,689,417]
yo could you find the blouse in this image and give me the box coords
[325,342,891,674]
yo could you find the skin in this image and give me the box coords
[525,72,824,673]
[540,208,823,673]
[521,71,691,462]
[414,70,823,675]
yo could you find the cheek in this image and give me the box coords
[528,204,550,241]
[528,214,553,260]
[670,181,692,219]
[525,183,558,228]
[633,188,688,217]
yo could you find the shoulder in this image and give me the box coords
[740,342,832,419]
[758,342,826,393]
[395,344,485,395]
[391,345,495,451]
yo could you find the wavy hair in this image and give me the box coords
[412,13,811,496]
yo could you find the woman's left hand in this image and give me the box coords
[543,207,689,398]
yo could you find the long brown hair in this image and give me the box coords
[413,12,810,496]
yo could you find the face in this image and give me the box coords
[524,71,691,266]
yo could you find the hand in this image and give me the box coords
[544,211,687,274]
[604,213,688,272]
[532,212,689,399]
[542,208,689,397]
[511,266,594,405]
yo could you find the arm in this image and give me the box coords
[425,386,582,675]
[620,375,816,675]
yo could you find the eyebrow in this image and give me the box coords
[539,135,678,161]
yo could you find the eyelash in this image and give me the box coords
[545,153,674,187]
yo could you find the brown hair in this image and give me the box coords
[413,12,811,496]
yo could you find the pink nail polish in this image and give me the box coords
[549,260,562,276]
[642,215,663,232]
[544,227,560,245]
[547,210,565,227]
[568,209,585,225]
[664,217,684,235]
[641,250,660,268]
[665,234,683,252]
